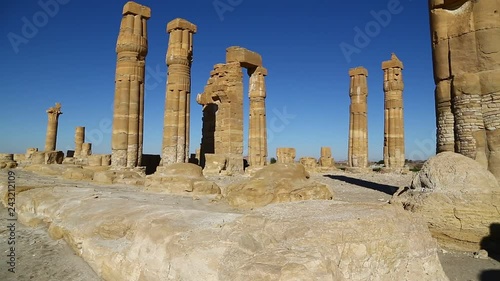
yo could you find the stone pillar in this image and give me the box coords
[162,18,197,165]
[319,147,335,168]
[74,126,85,157]
[111,2,150,168]
[44,103,62,151]
[430,0,500,180]
[277,148,296,164]
[248,66,268,167]
[348,67,369,168]
[82,143,92,156]
[382,54,405,169]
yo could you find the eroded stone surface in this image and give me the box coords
[225,163,332,209]
[391,152,500,251]
[0,179,448,281]
[0,154,17,169]
[145,163,220,195]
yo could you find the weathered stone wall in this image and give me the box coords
[197,47,267,173]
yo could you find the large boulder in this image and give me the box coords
[145,163,220,195]
[218,202,448,281]
[4,184,449,281]
[391,152,500,251]
[225,163,333,209]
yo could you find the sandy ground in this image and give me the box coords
[0,168,499,281]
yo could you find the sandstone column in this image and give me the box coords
[162,18,197,165]
[348,67,369,168]
[248,66,268,167]
[44,103,62,151]
[74,126,85,157]
[111,2,150,168]
[430,0,500,180]
[382,54,405,169]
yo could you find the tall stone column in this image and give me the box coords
[44,103,62,152]
[162,18,197,165]
[111,1,150,168]
[382,54,405,169]
[248,66,268,167]
[430,0,500,180]
[348,67,369,168]
[74,126,85,157]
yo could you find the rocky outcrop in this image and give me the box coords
[0,154,17,169]
[391,152,500,251]
[145,163,220,195]
[225,163,333,209]
[1,183,449,281]
[219,202,448,281]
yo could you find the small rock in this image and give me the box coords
[473,249,488,259]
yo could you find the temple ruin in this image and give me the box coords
[382,54,405,169]
[161,18,197,165]
[430,0,500,180]
[319,147,335,169]
[44,102,62,152]
[111,2,151,168]
[197,46,268,173]
[276,148,296,164]
[347,67,369,168]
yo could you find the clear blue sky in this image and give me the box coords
[1,0,436,161]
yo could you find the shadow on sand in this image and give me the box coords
[323,175,399,196]
[479,223,500,281]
